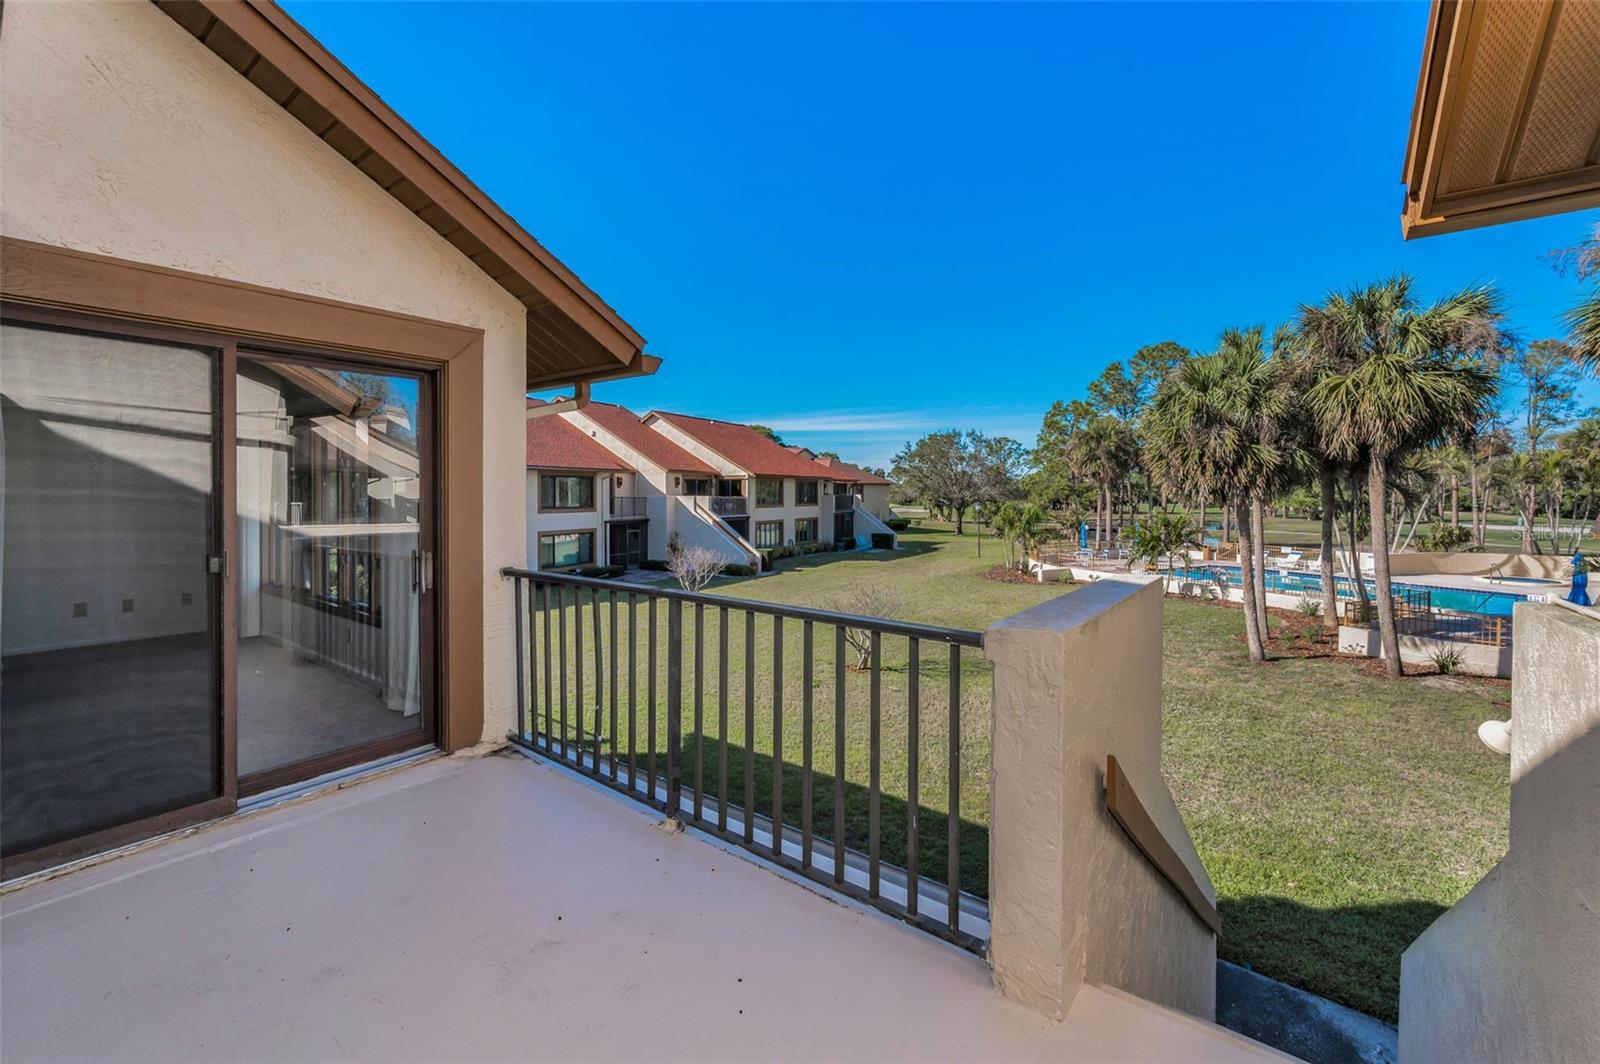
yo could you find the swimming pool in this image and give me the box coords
[1189,564,1527,617]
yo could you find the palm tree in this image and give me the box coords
[1145,333,1287,660]
[1066,416,1137,548]
[1302,277,1500,678]
[1129,511,1202,592]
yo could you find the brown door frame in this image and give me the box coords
[1,239,490,875]
[233,344,441,797]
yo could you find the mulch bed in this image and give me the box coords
[981,565,1043,585]
[1204,598,1513,689]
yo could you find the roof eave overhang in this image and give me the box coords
[156,0,652,383]
[1400,0,1600,240]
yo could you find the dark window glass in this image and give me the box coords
[541,475,593,510]
[682,477,712,495]
[540,532,595,569]
[2,323,220,858]
[755,521,784,549]
[795,518,818,543]
[795,480,818,505]
[756,478,783,506]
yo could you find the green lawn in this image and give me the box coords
[526,523,1509,1021]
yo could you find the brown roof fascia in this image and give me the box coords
[160,0,647,369]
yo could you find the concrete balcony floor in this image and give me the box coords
[0,752,1281,1063]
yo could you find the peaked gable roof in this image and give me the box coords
[572,402,714,475]
[526,401,628,471]
[648,412,833,479]
[156,0,657,389]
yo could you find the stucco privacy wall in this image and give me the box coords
[985,579,1217,1022]
[1386,551,1566,580]
[0,0,529,743]
[1398,603,1600,1063]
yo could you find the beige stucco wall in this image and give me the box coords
[0,0,530,743]
[985,579,1217,1022]
[1387,551,1567,580]
[1399,602,1600,1062]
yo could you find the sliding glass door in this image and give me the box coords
[1,309,440,874]
[234,354,433,790]
[1,320,224,861]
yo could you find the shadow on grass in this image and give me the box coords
[541,728,990,901]
[1217,894,1447,1024]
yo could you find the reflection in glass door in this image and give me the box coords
[235,355,432,786]
[1,321,222,861]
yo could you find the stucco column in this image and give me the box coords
[1399,601,1600,1062]
[985,578,1216,1022]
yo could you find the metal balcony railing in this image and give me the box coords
[609,495,648,519]
[708,496,747,517]
[504,567,987,950]
[833,493,856,513]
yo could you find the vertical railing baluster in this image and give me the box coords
[513,575,526,741]
[834,625,846,886]
[559,586,570,761]
[648,597,657,799]
[948,642,961,936]
[868,630,881,897]
[541,582,553,750]
[574,588,585,768]
[718,606,729,832]
[609,590,619,781]
[591,588,603,778]
[744,610,755,845]
[801,620,814,870]
[666,598,683,821]
[628,594,637,792]
[694,602,704,823]
[527,580,539,746]
[906,636,920,918]
[772,615,783,859]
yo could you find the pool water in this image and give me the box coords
[1190,564,1527,617]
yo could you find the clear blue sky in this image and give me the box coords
[287,1,1598,470]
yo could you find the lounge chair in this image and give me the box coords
[1279,551,1303,570]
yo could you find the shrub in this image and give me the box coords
[722,563,754,577]
[640,559,669,571]
[829,585,904,669]
[667,545,727,592]
[870,532,895,550]
[1295,598,1323,617]
[573,565,623,578]
[885,517,911,531]
[1419,524,1474,553]
[1431,646,1466,675]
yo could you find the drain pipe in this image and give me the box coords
[525,379,591,419]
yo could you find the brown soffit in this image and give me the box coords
[1401,0,1600,239]
[152,0,660,388]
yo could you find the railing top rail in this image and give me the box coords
[501,566,984,647]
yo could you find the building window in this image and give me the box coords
[540,474,593,510]
[795,480,818,505]
[755,477,783,507]
[754,520,783,549]
[795,518,818,544]
[539,531,595,569]
[682,477,712,496]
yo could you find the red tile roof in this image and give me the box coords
[648,412,835,479]
[526,403,629,470]
[814,456,892,485]
[574,402,715,475]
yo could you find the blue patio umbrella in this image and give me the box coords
[1570,552,1591,607]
